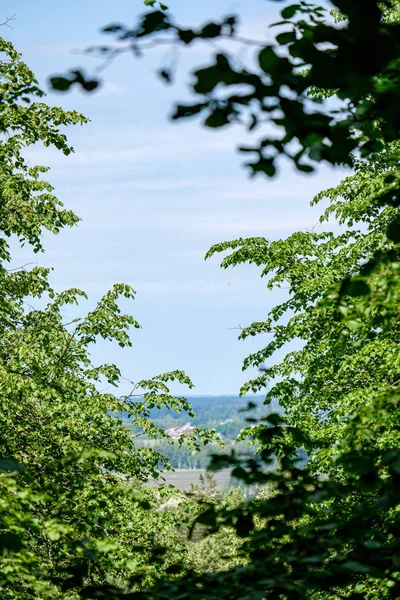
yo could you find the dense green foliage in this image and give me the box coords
[0,38,219,598]
[2,0,400,598]
[207,141,400,461]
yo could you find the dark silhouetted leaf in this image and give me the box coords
[281,4,301,20]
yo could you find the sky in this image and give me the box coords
[3,0,344,396]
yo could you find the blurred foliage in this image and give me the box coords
[53,0,400,176]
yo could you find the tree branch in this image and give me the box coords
[0,15,16,29]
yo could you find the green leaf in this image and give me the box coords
[81,79,99,92]
[204,108,230,128]
[276,31,296,45]
[49,76,73,91]
[178,29,196,44]
[138,10,169,36]
[172,103,206,119]
[258,47,281,73]
[281,4,301,19]
[248,158,276,177]
[296,164,314,173]
[199,23,222,38]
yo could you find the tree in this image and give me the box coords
[185,483,246,575]
[0,37,220,598]
[209,140,400,461]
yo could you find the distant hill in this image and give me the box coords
[121,394,281,441]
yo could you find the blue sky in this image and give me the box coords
[4,0,344,395]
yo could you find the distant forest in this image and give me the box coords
[121,395,281,469]
[125,395,278,436]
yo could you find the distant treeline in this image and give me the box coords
[136,438,258,470]
[121,395,281,442]
[120,395,285,470]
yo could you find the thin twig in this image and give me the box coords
[6,262,37,273]
[50,330,77,376]
[0,15,16,29]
